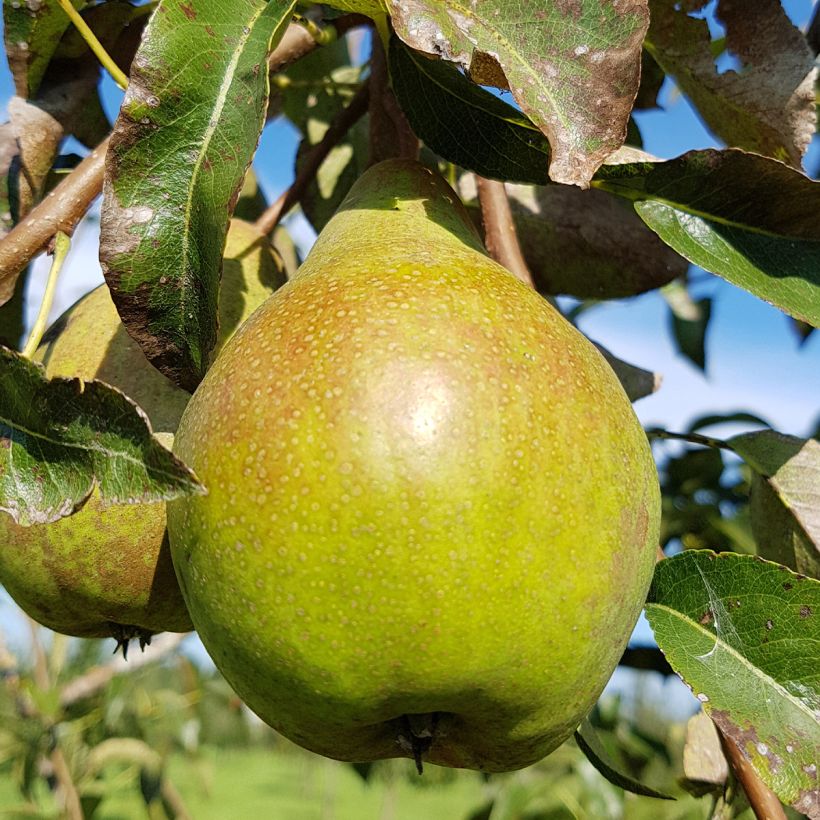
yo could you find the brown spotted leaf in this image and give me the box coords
[646,551,820,818]
[646,0,817,166]
[100,0,296,391]
[387,0,649,187]
[0,346,204,527]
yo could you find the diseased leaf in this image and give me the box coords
[2,0,84,98]
[100,0,297,392]
[388,0,649,187]
[575,718,674,800]
[389,36,551,184]
[646,551,820,817]
[663,280,711,371]
[597,149,820,328]
[728,431,820,581]
[0,347,204,527]
[646,0,817,166]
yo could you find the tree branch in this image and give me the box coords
[476,176,535,288]
[0,137,109,301]
[254,78,371,236]
[719,733,787,820]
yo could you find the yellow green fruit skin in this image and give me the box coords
[168,162,660,772]
[0,219,282,640]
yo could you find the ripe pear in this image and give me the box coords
[0,219,283,646]
[168,162,660,772]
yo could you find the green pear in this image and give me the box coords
[0,219,284,646]
[168,162,660,772]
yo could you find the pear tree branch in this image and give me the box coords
[476,176,535,288]
[254,78,372,236]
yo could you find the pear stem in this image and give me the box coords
[20,231,70,358]
[476,176,535,289]
[254,79,372,236]
[368,33,419,165]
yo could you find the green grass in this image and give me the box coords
[5,747,488,820]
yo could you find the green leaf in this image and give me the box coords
[2,0,84,98]
[646,0,816,167]
[0,346,204,527]
[593,343,660,403]
[100,0,296,392]
[597,149,820,328]
[728,431,820,580]
[662,281,712,371]
[575,718,674,800]
[388,37,551,185]
[388,0,649,187]
[646,551,820,817]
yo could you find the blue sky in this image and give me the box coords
[0,2,818,711]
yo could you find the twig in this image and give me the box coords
[21,232,70,357]
[476,176,535,288]
[719,733,787,820]
[60,632,187,708]
[49,745,84,820]
[254,79,371,236]
[0,137,108,297]
[647,428,732,451]
[368,33,419,164]
[56,0,129,89]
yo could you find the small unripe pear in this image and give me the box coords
[169,164,660,771]
[0,220,283,646]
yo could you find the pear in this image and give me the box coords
[168,162,660,771]
[0,219,284,646]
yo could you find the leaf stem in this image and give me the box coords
[55,0,129,90]
[21,232,70,358]
[647,428,732,451]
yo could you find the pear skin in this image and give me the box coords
[168,162,660,771]
[0,219,283,643]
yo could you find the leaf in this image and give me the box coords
[646,0,817,166]
[728,431,820,580]
[596,149,820,328]
[388,36,550,184]
[0,123,15,242]
[663,280,712,371]
[574,718,674,800]
[646,551,820,817]
[460,176,688,299]
[2,0,84,98]
[0,346,204,527]
[593,343,661,403]
[387,0,649,187]
[100,0,296,392]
